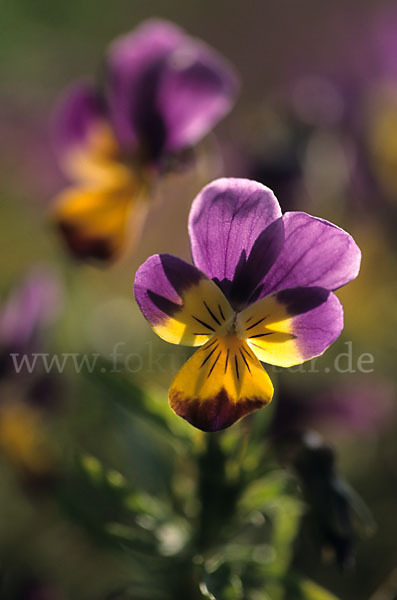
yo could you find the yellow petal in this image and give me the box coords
[169,335,273,431]
[153,277,235,347]
[237,288,342,368]
[62,121,130,185]
[52,182,147,261]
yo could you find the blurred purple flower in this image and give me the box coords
[52,19,239,261]
[272,378,394,439]
[0,267,62,356]
[0,268,63,411]
[279,431,374,569]
[230,76,357,213]
[0,269,62,480]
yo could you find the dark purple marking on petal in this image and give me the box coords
[229,216,285,309]
[257,212,361,298]
[169,388,265,432]
[134,253,205,326]
[277,287,344,360]
[106,19,238,162]
[189,178,282,293]
[57,221,115,261]
[276,286,330,316]
[106,20,184,154]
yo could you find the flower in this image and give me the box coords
[52,19,238,261]
[271,379,393,442]
[0,269,62,479]
[134,178,361,432]
[0,267,62,365]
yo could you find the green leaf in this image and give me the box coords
[86,359,195,448]
[199,562,243,600]
[238,471,293,513]
[299,579,340,600]
[282,575,340,600]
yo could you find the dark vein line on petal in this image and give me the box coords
[239,348,251,374]
[218,304,225,321]
[200,345,218,368]
[203,301,221,326]
[241,345,252,359]
[207,350,222,378]
[234,354,240,381]
[193,316,215,332]
[224,348,230,373]
[249,332,275,339]
[245,315,268,331]
[203,338,218,350]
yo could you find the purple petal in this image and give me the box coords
[134,253,205,326]
[239,286,343,367]
[276,287,344,362]
[134,253,235,346]
[0,268,62,351]
[53,82,105,160]
[229,216,285,309]
[157,40,239,152]
[106,20,185,154]
[106,19,238,160]
[256,212,361,298]
[189,178,281,295]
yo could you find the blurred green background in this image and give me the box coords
[0,0,396,598]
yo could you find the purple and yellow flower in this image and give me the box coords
[0,269,62,478]
[52,19,238,260]
[134,178,361,432]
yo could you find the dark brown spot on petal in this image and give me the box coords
[57,221,115,261]
[169,388,267,432]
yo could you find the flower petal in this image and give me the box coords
[169,336,273,431]
[107,20,238,160]
[229,216,285,310]
[52,182,145,261]
[106,20,185,156]
[237,287,343,367]
[0,269,61,351]
[134,254,234,346]
[256,212,361,298]
[53,82,120,182]
[189,178,282,292]
[157,39,238,153]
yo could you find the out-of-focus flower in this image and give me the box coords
[10,576,65,600]
[134,177,361,431]
[0,269,62,479]
[0,394,55,479]
[348,7,397,207]
[243,105,310,211]
[232,77,354,213]
[278,431,375,569]
[0,267,61,360]
[52,19,239,261]
[272,379,394,440]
